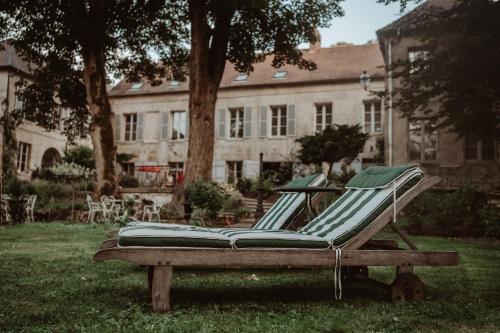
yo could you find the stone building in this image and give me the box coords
[109,42,385,185]
[377,0,499,188]
[0,43,69,180]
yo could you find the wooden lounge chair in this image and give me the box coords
[94,166,459,312]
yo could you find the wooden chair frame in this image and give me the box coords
[94,177,459,312]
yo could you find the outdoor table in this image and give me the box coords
[272,186,342,222]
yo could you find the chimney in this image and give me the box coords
[309,28,321,54]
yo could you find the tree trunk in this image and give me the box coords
[327,162,334,176]
[82,49,117,197]
[184,0,233,183]
[185,81,217,183]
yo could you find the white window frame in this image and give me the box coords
[408,49,429,74]
[270,105,287,137]
[408,119,438,162]
[363,100,382,134]
[228,108,244,139]
[315,103,333,133]
[171,110,186,141]
[226,161,242,184]
[17,142,31,173]
[124,113,138,142]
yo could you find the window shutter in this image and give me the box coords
[160,112,168,140]
[185,110,189,138]
[212,160,226,183]
[114,114,121,142]
[217,108,226,139]
[287,104,295,136]
[242,160,259,179]
[259,106,267,137]
[244,107,252,138]
[137,112,144,141]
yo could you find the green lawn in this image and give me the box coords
[0,223,499,333]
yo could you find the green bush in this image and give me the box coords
[404,183,499,238]
[236,178,254,194]
[119,174,139,188]
[63,145,95,169]
[186,180,226,219]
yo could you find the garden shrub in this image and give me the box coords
[119,174,139,188]
[404,182,499,238]
[63,145,95,169]
[236,178,254,194]
[186,180,226,219]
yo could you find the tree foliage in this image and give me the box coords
[0,0,188,195]
[296,124,368,174]
[392,0,500,139]
[0,0,187,141]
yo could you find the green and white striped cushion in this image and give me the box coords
[116,166,423,249]
[227,230,330,249]
[125,173,327,232]
[300,166,423,246]
[117,225,231,248]
[252,173,327,229]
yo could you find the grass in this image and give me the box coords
[0,223,499,333]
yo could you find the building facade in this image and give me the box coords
[109,43,385,185]
[0,43,69,180]
[377,0,499,188]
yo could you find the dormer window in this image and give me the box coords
[234,74,248,82]
[169,80,180,87]
[129,82,143,90]
[273,71,288,79]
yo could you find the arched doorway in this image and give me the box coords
[41,148,61,170]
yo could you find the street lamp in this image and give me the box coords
[360,71,371,91]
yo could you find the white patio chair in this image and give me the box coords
[101,195,118,219]
[1,195,11,224]
[21,194,37,223]
[87,194,105,223]
[142,197,164,222]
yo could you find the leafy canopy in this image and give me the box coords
[296,124,368,173]
[392,0,500,139]
[0,0,188,141]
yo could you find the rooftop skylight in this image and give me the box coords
[273,71,288,79]
[234,74,248,82]
[129,82,143,90]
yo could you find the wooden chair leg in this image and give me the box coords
[391,270,425,303]
[152,265,173,313]
[147,266,154,293]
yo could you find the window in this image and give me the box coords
[409,119,438,161]
[271,106,287,136]
[53,107,62,130]
[14,90,23,111]
[168,162,184,185]
[17,142,31,173]
[315,103,333,132]
[122,162,135,176]
[124,113,138,141]
[408,49,429,74]
[229,108,244,138]
[169,80,180,87]
[363,100,382,133]
[171,111,186,140]
[226,161,242,184]
[465,134,496,161]
[129,82,142,90]
[234,74,248,82]
[273,71,287,79]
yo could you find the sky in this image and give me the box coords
[318,0,420,46]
